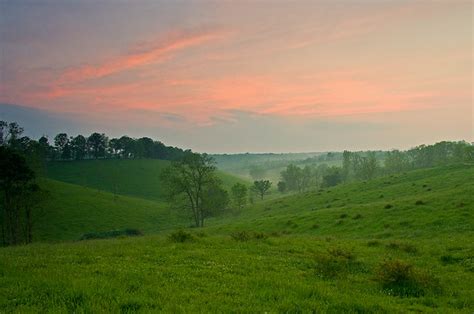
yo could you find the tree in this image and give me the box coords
[71,135,87,160]
[342,150,352,181]
[87,133,107,159]
[202,184,229,218]
[231,183,248,210]
[0,146,42,245]
[280,164,301,192]
[322,166,343,187]
[252,180,272,200]
[54,133,71,159]
[277,181,287,193]
[161,152,220,227]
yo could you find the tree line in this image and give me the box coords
[0,121,188,162]
[277,141,474,193]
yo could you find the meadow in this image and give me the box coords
[0,162,473,312]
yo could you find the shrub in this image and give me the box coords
[79,228,143,241]
[384,204,393,209]
[230,231,252,241]
[168,230,194,243]
[231,231,268,241]
[375,259,438,297]
[415,200,425,205]
[315,247,359,279]
[353,214,363,220]
[339,213,348,219]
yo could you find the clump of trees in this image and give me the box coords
[277,141,473,194]
[0,122,46,246]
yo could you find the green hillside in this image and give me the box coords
[46,159,249,201]
[33,179,183,242]
[1,164,473,312]
[207,163,474,238]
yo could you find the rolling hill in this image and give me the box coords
[46,159,249,202]
[1,163,473,312]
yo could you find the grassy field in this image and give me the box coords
[1,163,473,312]
[32,179,180,242]
[46,159,248,202]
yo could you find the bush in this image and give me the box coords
[353,214,363,220]
[168,230,194,243]
[415,200,425,205]
[230,231,268,241]
[375,259,438,297]
[79,228,143,241]
[315,247,360,279]
[384,204,393,209]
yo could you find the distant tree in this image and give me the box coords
[252,180,272,200]
[280,164,302,192]
[161,152,220,227]
[71,135,87,160]
[384,150,410,174]
[118,136,135,158]
[322,166,343,187]
[277,181,287,193]
[87,133,107,159]
[231,183,248,210]
[136,137,154,158]
[54,133,70,159]
[342,150,352,181]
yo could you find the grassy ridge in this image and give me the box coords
[33,179,181,242]
[46,159,249,202]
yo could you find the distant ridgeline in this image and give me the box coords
[0,121,188,161]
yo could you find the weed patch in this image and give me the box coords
[375,259,439,297]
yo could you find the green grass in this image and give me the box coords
[33,179,182,242]
[1,163,473,312]
[46,159,249,202]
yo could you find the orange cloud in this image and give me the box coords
[58,28,226,84]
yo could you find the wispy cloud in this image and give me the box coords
[58,28,227,84]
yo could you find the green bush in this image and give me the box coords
[230,231,269,241]
[168,230,194,243]
[315,247,360,279]
[375,259,438,297]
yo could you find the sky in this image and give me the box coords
[0,0,472,153]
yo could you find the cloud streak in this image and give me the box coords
[58,28,226,84]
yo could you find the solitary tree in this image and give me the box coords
[231,183,248,210]
[161,152,222,227]
[252,180,272,200]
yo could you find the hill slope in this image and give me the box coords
[207,163,474,238]
[1,164,473,312]
[46,159,249,201]
[33,179,182,241]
